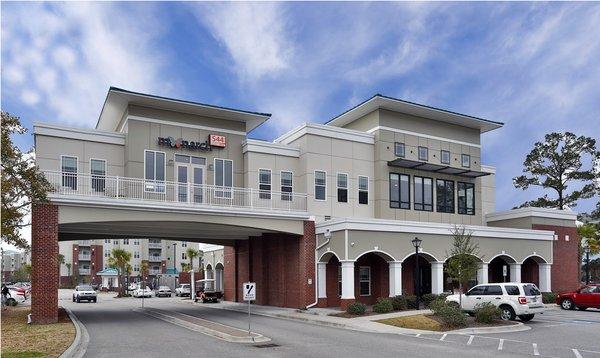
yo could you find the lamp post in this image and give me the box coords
[585,245,591,285]
[173,243,177,274]
[412,237,422,310]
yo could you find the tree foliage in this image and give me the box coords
[107,248,132,297]
[186,248,200,272]
[513,132,599,209]
[445,226,481,307]
[1,112,52,249]
[579,223,600,256]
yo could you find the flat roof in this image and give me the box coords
[327,94,504,133]
[97,87,271,132]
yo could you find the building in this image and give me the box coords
[58,239,203,288]
[1,249,31,282]
[30,88,578,323]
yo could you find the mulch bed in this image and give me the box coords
[428,314,515,329]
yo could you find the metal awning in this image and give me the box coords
[387,158,491,178]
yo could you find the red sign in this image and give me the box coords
[209,134,226,148]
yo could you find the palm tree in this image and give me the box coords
[57,254,65,286]
[107,248,132,297]
[65,263,72,287]
[186,248,201,297]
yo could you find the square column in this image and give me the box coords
[538,263,552,292]
[510,263,522,283]
[388,261,402,297]
[477,263,489,284]
[431,262,444,294]
[340,260,355,309]
[317,262,327,299]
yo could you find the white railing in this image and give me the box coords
[44,171,308,213]
[148,255,163,262]
[148,269,161,275]
[78,254,91,261]
[78,240,91,246]
[78,268,91,275]
[148,243,162,249]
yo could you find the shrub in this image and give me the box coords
[430,300,466,328]
[404,295,418,309]
[473,302,501,323]
[428,299,447,315]
[422,293,439,308]
[373,298,394,314]
[391,296,408,311]
[346,302,367,315]
[542,292,557,304]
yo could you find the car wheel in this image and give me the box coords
[577,306,587,311]
[72,296,76,302]
[519,314,535,322]
[7,298,17,306]
[500,305,516,321]
[561,298,574,310]
[76,297,81,303]
[93,299,97,303]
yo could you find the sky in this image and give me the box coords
[1,2,599,250]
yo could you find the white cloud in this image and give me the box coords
[20,89,40,106]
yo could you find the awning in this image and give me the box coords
[387,158,490,178]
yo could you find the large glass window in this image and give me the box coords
[90,159,106,192]
[259,169,271,199]
[359,267,371,296]
[458,182,475,215]
[358,176,369,205]
[144,150,165,192]
[414,176,433,211]
[394,142,405,157]
[337,173,348,203]
[462,154,471,168]
[418,146,428,161]
[61,155,78,190]
[214,158,233,198]
[440,150,450,165]
[315,171,326,201]
[281,171,293,201]
[390,173,410,209]
[436,179,455,213]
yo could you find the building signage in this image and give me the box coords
[157,134,226,151]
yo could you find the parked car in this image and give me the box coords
[127,283,138,292]
[8,286,28,299]
[557,284,600,310]
[446,282,544,321]
[155,286,172,297]
[133,286,153,298]
[175,284,191,297]
[5,288,27,306]
[72,285,97,303]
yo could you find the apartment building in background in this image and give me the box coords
[1,249,31,282]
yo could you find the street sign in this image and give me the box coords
[243,282,256,301]
[502,265,507,277]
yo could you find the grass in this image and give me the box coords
[1,307,76,358]
[377,314,443,331]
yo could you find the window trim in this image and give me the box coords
[60,155,79,190]
[358,175,369,205]
[336,172,349,203]
[359,266,371,296]
[440,150,450,165]
[280,170,293,201]
[461,154,471,168]
[143,150,166,193]
[214,158,233,198]
[418,146,429,161]
[314,170,327,201]
[414,175,434,212]
[457,181,476,215]
[394,142,405,158]
[258,168,272,200]
[89,158,107,192]
[389,173,410,210]
[436,179,455,213]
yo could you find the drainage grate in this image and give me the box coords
[254,343,280,348]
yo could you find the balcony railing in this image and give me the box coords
[78,268,91,275]
[78,254,91,261]
[44,171,308,213]
[148,269,162,275]
[148,243,162,249]
[148,255,163,262]
[78,240,91,246]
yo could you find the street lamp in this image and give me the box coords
[412,237,422,310]
[173,243,177,274]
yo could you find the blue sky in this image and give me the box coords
[2,1,599,215]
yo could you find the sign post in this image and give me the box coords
[502,265,507,282]
[243,282,256,337]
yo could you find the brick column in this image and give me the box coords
[223,244,237,301]
[299,220,316,308]
[533,224,579,292]
[235,240,250,302]
[31,203,59,324]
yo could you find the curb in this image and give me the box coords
[60,307,89,358]
[451,321,530,335]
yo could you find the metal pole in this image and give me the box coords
[415,246,420,310]
[248,299,251,336]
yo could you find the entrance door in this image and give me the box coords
[175,155,206,203]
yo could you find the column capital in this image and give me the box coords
[317,262,328,267]
[340,260,356,265]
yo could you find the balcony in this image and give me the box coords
[148,243,162,249]
[148,255,163,262]
[78,268,91,275]
[78,254,91,261]
[43,171,308,214]
[148,269,161,275]
[78,240,91,246]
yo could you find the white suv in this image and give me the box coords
[175,284,191,297]
[446,282,544,321]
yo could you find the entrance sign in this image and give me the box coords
[243,282,256,301]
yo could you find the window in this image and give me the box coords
[461,154,471,168]
[418,146,428,161]
[467,286,485,296]
[281,171,293,201]
[484,285,503,295]
[104,249,110,258]
[390,173,410,209]
[505,286,520,296]
[214,158,233,198]
[414,176,433,211]
[61,155,78,190]
[523,284,541,296]
[182,253,187,260]
[144,150,165,192]
[104,239,110,244]
[358,176,369,205]
[134,251,139,259]
[440,150,450,165]
[134,265,139,272]
[134,240,139,245]
[314,171,326,201]
[337,173,348,203]
[113,240,118,245]
[182,242,187,248]
[258,169,272,199]
[458,182,475,215]
[359,267,371,296]
[90,159,106,192]
[394,142,405,157]
[436,179,455,213]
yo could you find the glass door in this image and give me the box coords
[192,166,204,203]
[175,154,206,204]
[177,164,188,202]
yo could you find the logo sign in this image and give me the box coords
[502,265,507,277]
[243,282,256,301]
[209,134,226,148]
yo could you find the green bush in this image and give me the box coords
[422,293,439,308]
[391,296,408,311]
[404,295,418,309]
[346,302,367,315]
[430,300,466,328]
[428,299,447,315]
[473,302,501,323]
[373,298,394,313]
[542,292,557,304]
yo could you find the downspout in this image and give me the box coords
[306,228,331,308]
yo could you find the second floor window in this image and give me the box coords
[144,150,165,192]
[315,171,326,201]
[418,147,428,161]
[414,176,433,211]
[337,173,348,203]
[458,182,475,215]
[462,154,471,168]
[436,179,455,213]
[61,155,78,190]
[90,159,106,192]
[214,158,233,198]
[440,150,450,165]
[258,169,271,199]
[123,239,129,245]
[281,171,293,201]
[358,176,368,205]
[390,173,410,209]
[394,142,405,157]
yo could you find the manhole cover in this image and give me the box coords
[254,343,279,348]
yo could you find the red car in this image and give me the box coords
[557,284,600,310]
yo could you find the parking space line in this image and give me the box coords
[533,343,539,356]
[498,339,504,351]
[572,349,583,358]
[467,335,474,346]
[440,334,447,341]
[415,334,421,337]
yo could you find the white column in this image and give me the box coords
[190,270,195,298]
[340,261,355,299]
[510,263,522,283]
[538,263,552,292]
[317,262,327,299]
[431,262,444,294]
[388,261,403,297]
[477,263,489,284]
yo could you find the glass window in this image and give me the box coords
[144,150,165,192]
[394,142,405,157]
[358,176,368,205]
[90,159,106,192]
[505,286,520,296]
[458,182,475,215]
[390,173,410,209]
[359,267,371,296]
[484,285,503,295]
[467,286,485,296]
[418,147,428,161]
[61,156,78,190]
[436,179,454,213]
[214,159,233,198]
[175,154,190,163]
[259,169,271,200]
[337,173,348,203]
[315,171,326,201]
[281,171,293,201]
[440,150,450,164]
[523,284,541,296]
[414,176,433,211]
[105,239,110,244]
[461,154,471,168]
[123,239,129,245]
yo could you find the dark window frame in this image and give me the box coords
[440,150,450,164]
[258,168,272,200]
[389,173,410,210]
[414,175,433,212]
[358,176,369,205]
[337,173,348,203]
[280,171,293,201]
[394,142,405,157]
[436,179,455,213]
[458,181,475,215]
[418,146,429,161]
[461,154,471,168]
